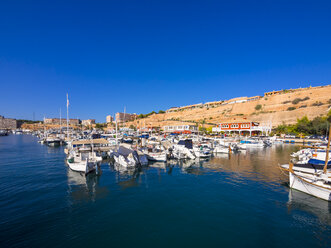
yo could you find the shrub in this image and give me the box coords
[255,104,262,111]
[299,105,307,108]
[328,99,331,104]
[158,110,165,114]
[302,96,310,101]
[282,100,291,104]
[312,101,323,106]
[287,107,296,111]
[129,124,136,130]
[292,98,302,104]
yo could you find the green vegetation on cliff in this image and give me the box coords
[274,111,331,135]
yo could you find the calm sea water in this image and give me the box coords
[1,135,331,248]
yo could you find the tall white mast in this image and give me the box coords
[60,108,62,134]
[43,115,46,136]
[123,106,126,128]
[66,93,69,140]
[115,116,118,146]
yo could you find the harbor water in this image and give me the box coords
[1,135,331,247]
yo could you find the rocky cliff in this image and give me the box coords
[129,85,331,129]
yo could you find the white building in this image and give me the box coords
[212,121,272,136]
[163,125,198,133]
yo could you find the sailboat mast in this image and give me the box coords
[123,106,126,129]
[323,125,331,173]
[66,94,69,140]
[60,108,62,134]
[43,115,46,135]
[115,117,118,146]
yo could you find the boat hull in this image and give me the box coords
[289,172,331,201]
[146,153,167,162]
[67,160,97,174]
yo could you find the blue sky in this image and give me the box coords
[0,0,330,122]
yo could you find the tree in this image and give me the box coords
[199,126,206,133]
[129,124,136,131]
[158,110,165,114]
[274,114,330,136]
[206,126,213,133]
[95,123,105,129]
[296,116,311,134]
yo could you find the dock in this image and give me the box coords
[277,138,324,144]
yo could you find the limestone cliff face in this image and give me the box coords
[129,85,331,128]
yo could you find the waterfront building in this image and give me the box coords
[247,96,262,101]
[106,115,114,123]
[177,103,203,111]
[163,125,198,134]
[138,126,161,132]
[115,112,137,122]
[223,97,248,105]
[44,118,80,125]
[264,89,295,96]
[81,119,95,126]
[204,100,223,108]
[0,115,17,129]
[212,122,272,136]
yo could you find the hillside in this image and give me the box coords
[128,85,331,129]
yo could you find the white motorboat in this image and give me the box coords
[66,150,100,174]
[45,137,61,147]
[240,139,264,147]
[142,146,167,162]
[193,145,212,158]
[113,144,141,168]
[288,169,331,201]
[213,145,231,154]
[173,139,196,160]
[280,128,331,201]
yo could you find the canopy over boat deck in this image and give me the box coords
[72,138,109,145]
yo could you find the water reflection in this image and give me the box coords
[149,161,167,170]
[65,144,331,227]
[110,163,146,189]
[206,145,299,183]
[287,189,331,225]
[103,145,299,187]
[67,169,109,202]
[179,159,207,175]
